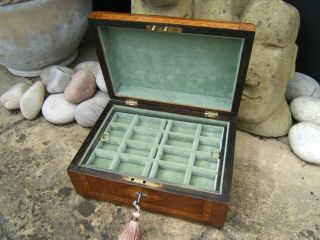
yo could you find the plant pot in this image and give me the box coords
[0,0,91,77]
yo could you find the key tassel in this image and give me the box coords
[118,193,143,240]
[118,211,140,240]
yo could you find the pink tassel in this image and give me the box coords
[118,211,140,240]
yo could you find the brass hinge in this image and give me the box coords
[146,24,182,33]
[204,110,219,118]
[125,99,138,106]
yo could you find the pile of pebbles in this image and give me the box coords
[0,61,109,127]
[286,72,320,165]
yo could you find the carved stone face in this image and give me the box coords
[238,0,299,125]
[239,44,297,123]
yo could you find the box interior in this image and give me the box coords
[98,26,244,111]
[80,105,228,193]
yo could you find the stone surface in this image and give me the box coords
[41,66,75,93]
[42,93,76,125]
[133,0,300,137]
[241,0,300,48]
[96,69,107,93]
[20,81,45,120]
[239,43,297,123]
[194,0,238,21]
[0,0,91,76]
[146,0,180,7]
[238,100,292,137]
[289,122,320,165]
[74,61,101,77]
[286,72,320,101]
[1,54,320,239]
[132,0,193,18]
[75,91,109,127]
[290,96,320,125]
[0,81,31,109]
[64,70,96,104]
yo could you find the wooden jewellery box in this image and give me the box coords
[68,12,255,228]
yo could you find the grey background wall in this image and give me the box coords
[92,0,320,83]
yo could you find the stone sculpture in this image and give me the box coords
[132,0,300,137]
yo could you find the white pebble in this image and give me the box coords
[289,122,320,165]
[20,81,45,120]
[42,93,77,124]
[0,81,31,110]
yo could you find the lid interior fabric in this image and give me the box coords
[99,26,244,111]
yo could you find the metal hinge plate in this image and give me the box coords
[125,99,138,106]
[123,176,161,188]
[204,110,219,118]
[146,24,182,33]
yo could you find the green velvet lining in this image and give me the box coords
[81,105,228,193]
[99,27,244,111]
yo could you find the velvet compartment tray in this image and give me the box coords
[78,105,227,194]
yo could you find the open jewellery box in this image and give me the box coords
[68,12,255,228]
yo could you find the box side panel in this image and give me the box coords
[67,170,227,226]
[210,202,229,228]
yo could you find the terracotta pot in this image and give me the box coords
[0,0,91,77]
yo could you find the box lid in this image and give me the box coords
[89,12,255,115]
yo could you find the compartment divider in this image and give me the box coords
[109,115,139,171]
[148,120,171,178]
[142,161,152,177]
[86,152,97,165]
[183,124,202,185]
[191,166,217,177]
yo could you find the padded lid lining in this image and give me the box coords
[99,26,244,111]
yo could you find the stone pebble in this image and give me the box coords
[74,61,101,77]
[20,81,45,120]
[95,69,107,93]
[286,72,320,102]
[289,122,320,165]
[290,96,320,125]
[41,66,75,93]
[64,70,96,104]
[75,91,109,127]
[0,81,31,110]
[42,93,76,124]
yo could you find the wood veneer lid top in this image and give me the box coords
[89,11,255,32]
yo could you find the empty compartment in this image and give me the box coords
[112,112,133,124]
[130,126,158,143]
[169,121,197,135]
[194,151,218,170]
[98,138,121,152]
[107,123,128,138]
[136,116,163,129]
[189,170,216,191]
[160,146,190,165]
[124,140,153,157]
[116,156,147,176]
[197,136,221,152]
[190,175,215,192]
[87,150,115,169]
[201,125,224,138]
[154,162,186,184]
[165,132,194,149]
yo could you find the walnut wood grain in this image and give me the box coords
[89,11,255,32]
[68,170,228,227]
